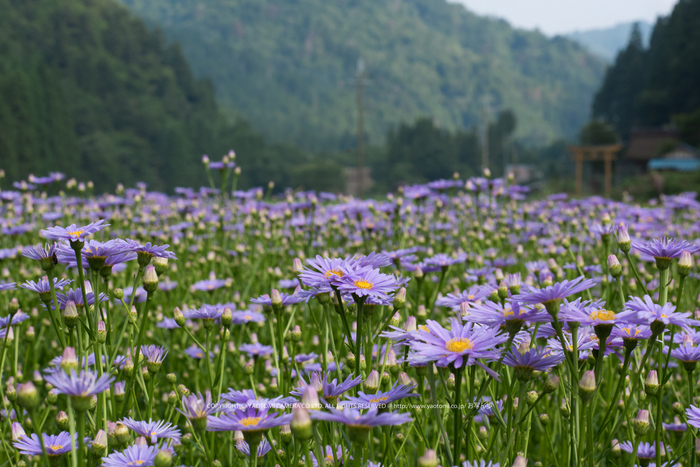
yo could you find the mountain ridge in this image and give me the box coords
[117,0,606,150]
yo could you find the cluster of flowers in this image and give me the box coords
[1,163,700,467]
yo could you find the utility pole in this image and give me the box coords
[356,58,365,198]
[481,95,491,172]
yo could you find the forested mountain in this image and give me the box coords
[593,0,700,139]
[117,0,606,151]
[0,0,311,192]
[565,21,652,62]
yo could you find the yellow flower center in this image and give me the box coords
[661,314,669,318]
[445,337,474,353]
[48,444,63,451]
[368,395,390,403]
[418,325,429,332]
[589,310,616,321]
[239,417,262,427]
[244,315,252,320]
[623,328,641,337]
[503,307,514,317]
[325,270,344,278]
[128,461,145,466]
[354,280,373,289]
[67,229,85,237]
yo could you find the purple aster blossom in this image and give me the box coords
[423,253,467,268]
[511,276,596,314]
[624,295,699,329]
[462,461,500,467]
[236,437,273,458]
[250,290,304,307]
[184,345,213,360]
[299,256,356,288]
[141,345,168,365]
[56,239,131,268]
[46,353,98,374]
[40,219,109,243]
[309,406,412,428]
[339,381,419,409]
[559,298,647,327]
[686,405,700,429]
[382,246,424,261]
[465,300,550,327]
[502,348,564,374]
[239,343,274,357]
[290,372,363,402]
[231,310,266,325]
[13,431,75,457]
[123,239,177,260]
[278,278,300,289]
[307,445,352,467]
[191,278,228,292]
[435,286,492,310]
[183,304,225,320]
[56,285,108,309]
[547,330,598,360]
[22,243,59,263]
[206,405,292,432]
[352,252,393,269]
[120,286,147,304]
[177,390,218,420]
[337,268,400,301]
[220,389,296,410]
[44,369,114,397]
[101,444,158,467]
[618,441,664,460]
[610,325,652,342]
[408,319,507,377]
[120,418,181,443]
[0,311,29,328]
[0,281,16,291]
[20,276,72,296]
[668,336,700,363]
[632,237,699,260]
[156,318,180,329]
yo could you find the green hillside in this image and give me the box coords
[117,0,606,151]
[0,0,311,192]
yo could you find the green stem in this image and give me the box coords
[119,290,153,417]
[624,251,649,295]
[452,367,463,462]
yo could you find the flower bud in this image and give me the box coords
[293,258,303,274]
[559,398,570,418]
[115,422,130,445]
[673,401,685,415]
[91,430,107,457]
[611,439,621,458]
[498,281,509,299]
[113,288,124,300]
[11,422,26,441]
[8,298,20,315]
[539,413,549,426]
[617,223,631,252]
[60,347,79,373]
[632,409,650,436]
[173,307,185,327]
[25,326,35,343]
[62,300,79,327]
[17,382,40,410]
[578,371,596,402]
[512,456,527,467]
[608,255,622,278]
[153,257,169,276]
[143,265,158,293]
[47,388,59,404]
[291,325,302,342]
[644,370,659,396]
[525,390,538,405]
[97,321,107,344]
[393,288,406,310]
[154,449,173,467]
[679,250,693,277]
[291,404,312,440]
[418,449,438,467]
[301,385,322,411]
[364,370,380,394]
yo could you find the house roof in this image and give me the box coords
[626,128,679,160]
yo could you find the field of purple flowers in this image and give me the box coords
[1,159,700,467]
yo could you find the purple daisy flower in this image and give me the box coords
[13,431,75,457]
[624,295,699,329]
[462,462,500,467]
[220,389,296,410]
[239,343,274,357]
[141,345,168,365]
[632,237,699,261]
[20,276,72,297]
[250,291,304,307]
[502,348,564,379]
[236,437,273,458]
[124,239,177,261]
[547,330,598,360]
[337,268,400,301]
[56,286,108,309]
[231,310,266,325]
[408,319,507,376]
[120,418,181,443]
[177,391,218,421]
[423,253,467,268]
[298,256,356,289]
[309,406,412,428]
[465,301,550,327]
[687,405,700,429]
[669,336,700,364]
[184,345,213,360]
[40,219,109,243]
[435,286,492,310]
[511,276,596,314]
[0,281,17,291]
[191,278,228,292]
[559,298,647,327]
[44,369,114,398]
[290,372,363,402]
[0,312,29,328]
[307,445,352,467]
[101,444,158,467]
[156,318,180,329]
[206,406,292,432]
[22,243,59,263]
[610,325,652,342]
[339,381,419,409]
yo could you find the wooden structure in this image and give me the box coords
[569,144,622,195]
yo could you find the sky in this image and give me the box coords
[452,0,677,35]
